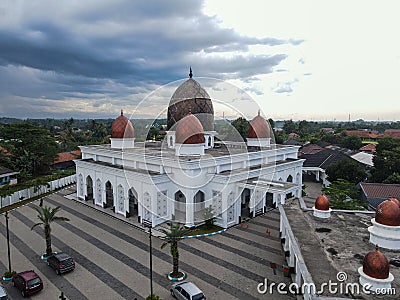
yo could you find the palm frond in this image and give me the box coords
[31,222,43,230]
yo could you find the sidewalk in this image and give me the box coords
[60,185,166,238]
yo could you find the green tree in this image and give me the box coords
[371,137,400,182]
[342,135,362,150]
[383,172,400,184]
[322,179,366,210]
[282,119,297,134]
[0,123,58,177]
[160,223,190,277]
[326,158,366,184]
[31,206,70,257]
[231,117,249,140]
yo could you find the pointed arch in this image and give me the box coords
[287,175,293,182]
[86,175,93,202]
[105,181,113,208]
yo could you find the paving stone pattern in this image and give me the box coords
[0,189,293,299]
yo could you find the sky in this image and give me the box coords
[0,0,399,121]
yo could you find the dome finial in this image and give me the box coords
[258,109,260,116]
[189,66,193,79]
[375,244,379,251]
[121,109,123,116]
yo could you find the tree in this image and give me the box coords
[231,117,249,140]
[282,119,297,134]
[371,137,400,182]
[325,158,366,184]
[322,179,366,210]
[160,223,190,277]
[31,206,70,257]
[0,123,58,177]
[342,135,362,150]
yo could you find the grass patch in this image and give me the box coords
[186,224,224,236]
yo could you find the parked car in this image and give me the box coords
[47,252,75,274]
[12,270,43,297]
[171,282,206,300]
[0,284,8,300]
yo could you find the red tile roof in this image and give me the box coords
[382,129,400,139]
[360,183,400,199]
[300,144,326,155]
[359,144,376,153]
[346,130,379,139]
[53,150,81,164]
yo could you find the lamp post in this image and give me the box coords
[5,211,12,272]
[149,225,153,298]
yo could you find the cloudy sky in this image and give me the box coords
[0,0,399,121]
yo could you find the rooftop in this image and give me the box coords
[360,183,400,200]
[286,200,400,299]
[82,141,296,161]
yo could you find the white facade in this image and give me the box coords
[75,141,304,228]
[368,218,400,250]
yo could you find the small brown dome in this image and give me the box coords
[389,197,400,208]
[315,195,330,211]
[111,110,134,139]
[248,113,271,139]
[363,245,390,279]
[175,113,205,144]
[375,199,400,226]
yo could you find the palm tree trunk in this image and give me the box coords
[44,224,52,256]
[172,242,179,276]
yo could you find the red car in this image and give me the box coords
[12,270,43,297]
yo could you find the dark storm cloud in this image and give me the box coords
[0,0,302,118]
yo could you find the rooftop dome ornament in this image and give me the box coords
[189,67,193,79]
[313,194,332,219]
[358,244,394,292]
[368,198,400,250]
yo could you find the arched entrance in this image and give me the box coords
[266,192,274,209]
[105,181,113,209]
[241,188,251,219]
[128,188,139,219]
[174,190,186,222]
[86,175,93,203]
[194,190,205,224]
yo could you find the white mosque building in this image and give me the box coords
[75,70,304,228]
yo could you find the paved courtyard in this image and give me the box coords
[1,186,292,299]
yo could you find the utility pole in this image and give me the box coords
[5,211,12,273]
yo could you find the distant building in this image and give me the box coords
[321,127,334,134]
[359,143,376,153]
[382,129,400,139]
[359,182,400,208]
[345,130,379,142]
[0,166,18,186]
[52,150,81,170]
[299,143,326,156]
[351,151,374,167]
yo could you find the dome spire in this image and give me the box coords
[121,109,123,116]
[189,66,193,79]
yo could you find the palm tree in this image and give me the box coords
[160,223,190,277]
[31,206,69,257]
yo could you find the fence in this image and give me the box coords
[0,175,76,209]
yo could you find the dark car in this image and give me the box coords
[47,252,75,274]
[12,270,43,297]
[171,282,206,300]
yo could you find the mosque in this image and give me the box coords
[75,69,304,228]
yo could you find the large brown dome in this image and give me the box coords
[315,195,330,211]
[175,113,205,144]
[363,245,390,279]
[248,113,271,139]
[167,68,214,131]
[375,199,400,226]
[111,110,134,139]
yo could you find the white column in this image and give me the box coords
[185,189,195,227]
